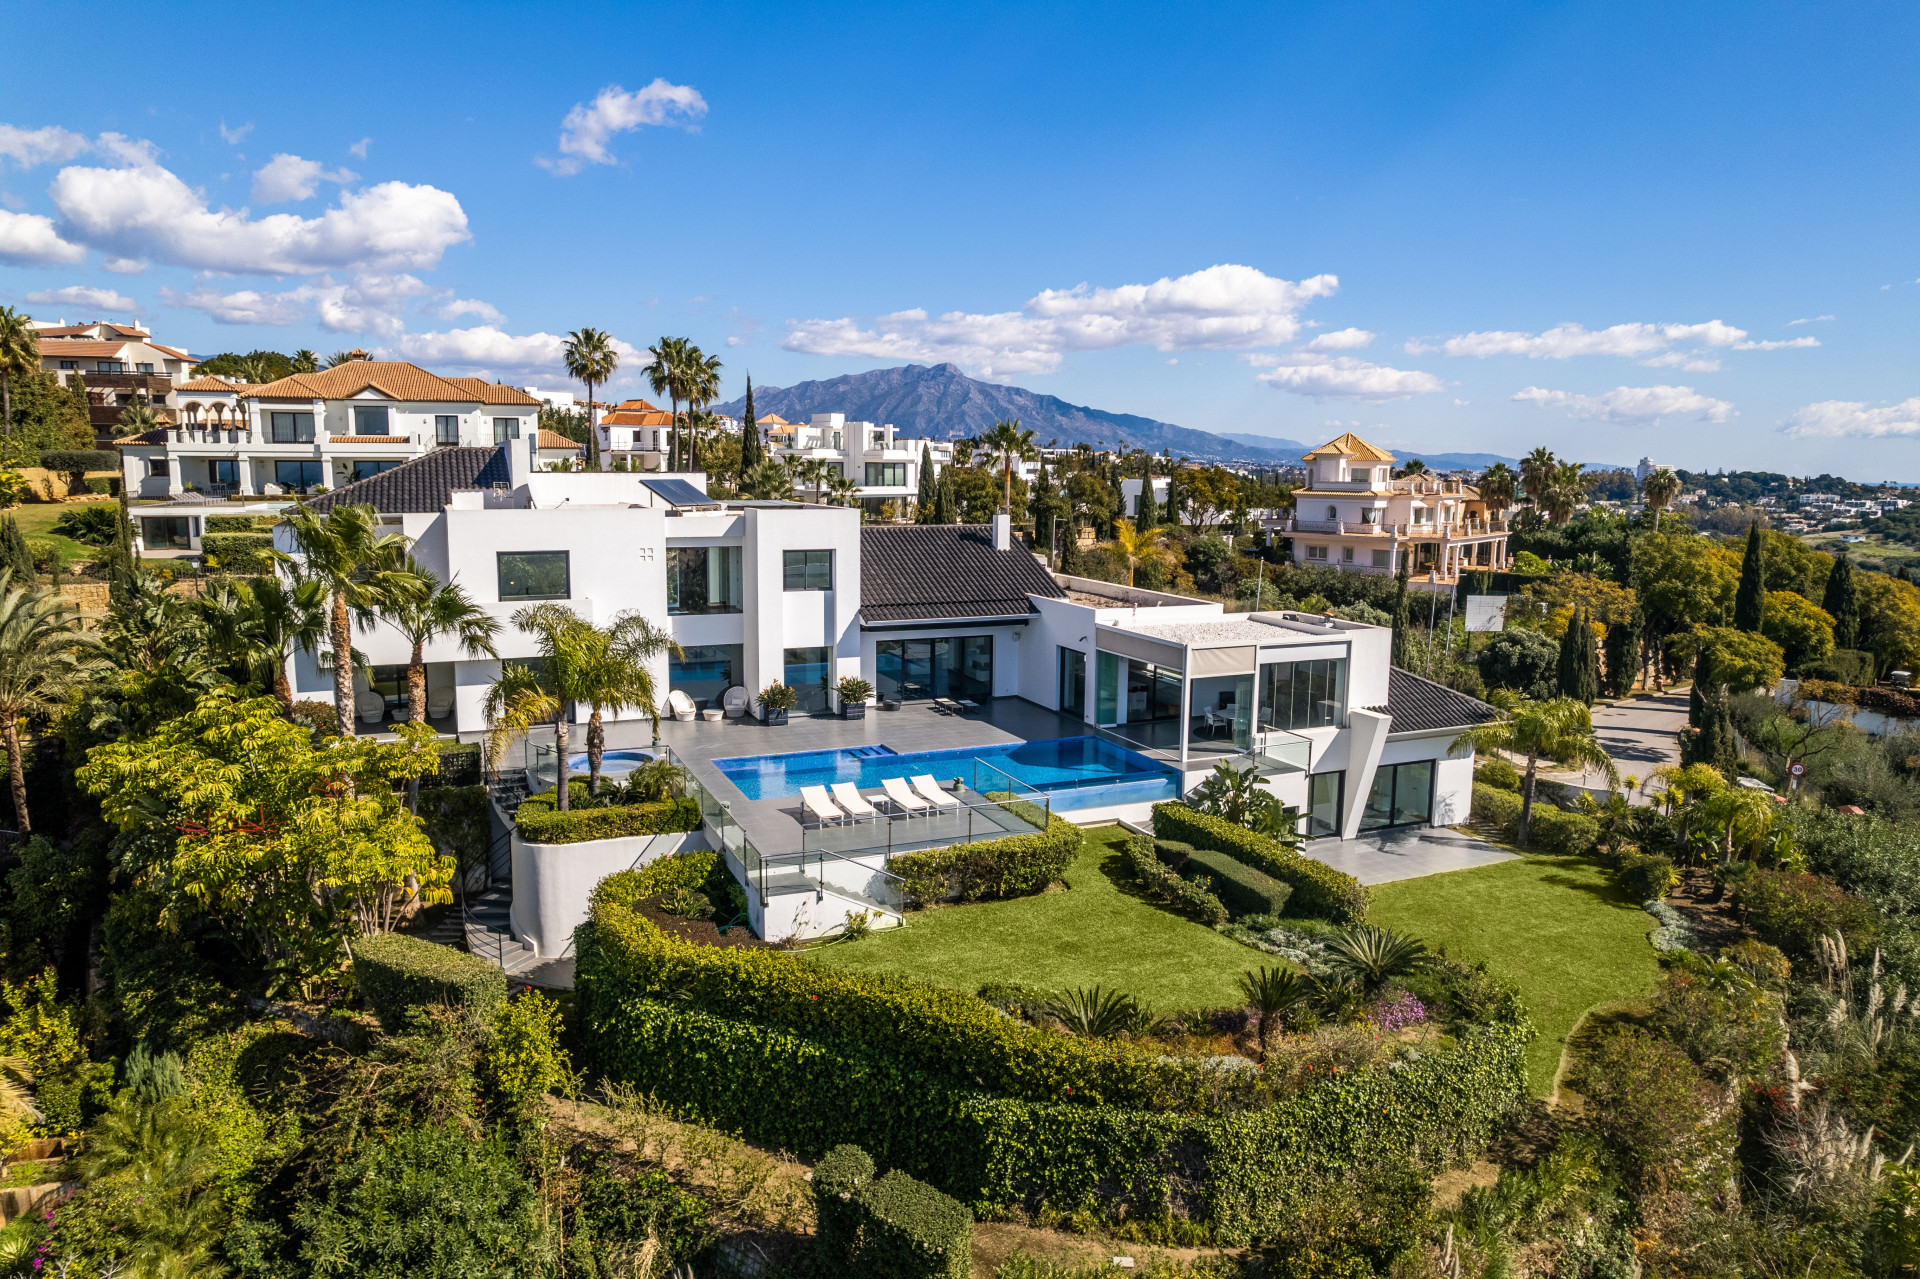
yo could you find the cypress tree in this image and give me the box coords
[1603,618,1633,698]
[1163,474,1182,530]
[739,375,762,480]
[1577,607,1600,703]
[1390,552,1413,668]
[932,467,956,524]
[1557,605,1589,702]
[1824,552,1860,651]
[915,445,936,522]
[0,517,34,585]
[1733,521,1765,632]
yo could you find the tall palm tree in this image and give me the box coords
[0,571,103,833]
[1519,446,1558,508]
[1544,460,1588,525]
[1641,467,1682,530]
[1112,517,1167,587]
[680,345,723,471]
[563,328,620,471]
[281,504,413,737]
[646,336,691,471]
[573,612,678,795]
[199,575,328,707]
[1452,696,1619,845]
[290,349,320,374]
[0,308,38,439]
[234,352,276,386]
[1477,462,1516,516]
[1398,458,1429,478]
[483,604,598,810]
[979,418,1037,514]
[380,562,501,808]
[115,394,164,439]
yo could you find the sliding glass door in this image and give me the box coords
[1359,760,1434,831]
[875,636,993,703]
[1058,647,1086,718]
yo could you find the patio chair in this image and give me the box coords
[426,687,455,721]
[881,776,931,819]
[1202,708,1231,738]
[830,782,880,821]
[665,690,698,722]
[354,690,386,725]
[800,785,847,825]
[721,686,751,719]
[910,775,961,810]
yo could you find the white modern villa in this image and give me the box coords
[766,413,955,516]
[1270,432,1511,588]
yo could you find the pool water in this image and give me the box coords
[564,749,657,777]
[711,735,1177,809]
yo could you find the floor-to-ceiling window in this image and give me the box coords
[1095,652,1120,725]
[875,636,993,703]
[1127,661,1182,724]
[784,646,833,713]
[1258,657,1347,731]
[670,644,743,710]
[1058,647,1086,718]
[1360,760,1434,831]
[1305,771,1344,838]
[666,546,743,614]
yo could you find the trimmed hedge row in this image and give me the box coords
[355,932,506,1032]
[1182,845,1292,918]
[1150,804,1368,923]
[1469,783,1599,855]
[1123,835,1227,926]
[1799,677,1920,722]
[514,794,700,845]
[890,815,1079,906]
[199,532,275,572]
[204,513,271,534]
[813,1144,971,1278]
[634,850,717,898]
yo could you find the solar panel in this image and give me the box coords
[640,478,722,509]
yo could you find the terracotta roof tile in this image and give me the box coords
[444,377,542,406]
[175,375,242,392]
[536,429,582,450]
[1303,432,1396,464]
[239,361,507,404]
[36,339,134,357]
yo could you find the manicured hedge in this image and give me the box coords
[634,850,717,898]
[39,450,117,475]
[514,794,700,845]
[1184,845,1292,919]
[425,741,482,789]
[855,1170,973,1278]
[1151,804,1368,923]
[814,1144,876,1267]
[199,532,274,572]
[890,815,1079,906]
[204,513,270,534]
[354,931,506,1032]
[1468,783,1598,855]
[1123,835,1227,925]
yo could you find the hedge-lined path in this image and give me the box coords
[811,826,1262,1010]
[1303,825,1515,885]
[1368,854,1661,1096]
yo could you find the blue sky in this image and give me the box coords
[2,1,1917,477]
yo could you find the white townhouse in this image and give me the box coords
[34,321,197,443]
[273,442,1489,844]
[594,398,676,470]
[117,359,541,499]
[767,414,954,517]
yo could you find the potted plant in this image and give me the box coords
[757,682,797,726]
[836,676,874,720]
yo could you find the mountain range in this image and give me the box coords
[715,363,1517,470]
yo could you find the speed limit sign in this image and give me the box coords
[1789,762,1807,778]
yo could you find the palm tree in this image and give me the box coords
[1399,458,1429,478]
[1044,986,1148,1038]
[1325,925,1428,994]
[290,349,320,374]
[1112,517,1167,587]
[564,328,620,472]
[1452,696,1620,845]
[979,418,1037,514]
[483,603,599,810]
[572,612,678,795]
[1544,460,1587,525]
[1238,966,1310,1061]
[646,336,691,471]
[1641,467,1682,530]
[823,473,863,508]
[234,352,276,386]
[115,394,164,439]
[680,345,723,471]
[0,571,103,833]
[1519,446,1557,508]
[795,458,838,502]
[0,308,38,438]
[1477,462,1516,515]
[379,562,500,808]
[742,458,795,501]
[199,575,328,707]
[281,504,413,737]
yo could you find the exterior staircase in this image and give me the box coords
[459,887,545,977]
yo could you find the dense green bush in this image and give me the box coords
[514,794,699,845]
[82,476,119,496]
[814,1143,876,1267]
[198,532,274,572]
[1470,782,1522,830]
[1474,757,1521,791]
[891,815,1079,906]
[425,742,482,789]
[38,449,117,476]
[1183,845,1292,919]
[1151,804,1368,922]
[354,932,507,1032]
[416,786,490,878]
[1616,852,1679,902]
[1734,868,1879,960]
[854,1170,974,1278]
[204,513,270,534]
[633,849,718,898]
[1122,834,1227,925]
[1468,782,1598,854]
[1799,648,1875,687]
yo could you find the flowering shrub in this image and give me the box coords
[1367,991,1428,1034]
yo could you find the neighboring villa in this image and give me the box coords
[33,320,196,445]
[593,398,676,468]
[1271,432,1510,588]
[766,413,955,516]
[116,356,541,498]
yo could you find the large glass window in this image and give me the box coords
[1058,647,1086,718]
[783,550,833,591]
[864,462,907,486]
[874,636,992,703]
[666,546,743,615]
[1305,771,1344,839]
[273,460,323,490]
[1127,661,1182,723]
[669,644,743,710]
[208,460,237,487]
[351,460,402,481]
[1258,658,1348,731]
[1095,651,1120,725]
[353,406,391,436]
[784,647,833,714]
[493,417,521,443]
[269,412,315,443]
[436,415,460,445]
[498,551,569,600]
[1360,760,1433,832]
[141,517,191,550]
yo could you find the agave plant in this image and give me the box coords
[1324,925,1428,994]
[1237,966,1310,1060]
[1045,986,1151,1038]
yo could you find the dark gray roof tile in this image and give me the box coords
[860,524,1063,625]
[1373,667,1499,734]
[305,445,510,515]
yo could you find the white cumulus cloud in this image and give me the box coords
[438,298,505,323]
[0,209,84,264]
[49,160,469,274]
[784,265,1340,377]
[1411,319,1817,366]
[1785,398,1920,439]
[218,121,254,146]
[252,153,359,203]
[541,80,707,175]
[163,272,438,336]
[1304,327,1374,352]
[1512,384,1735,425]
[24,284,141,313]
[160,285,309,326]
[1248,351,1445,402]
[0,125,91,169]
[384,326,645,377]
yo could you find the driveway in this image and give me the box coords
[1304,825,1517,885]
[1532,688,1690,797]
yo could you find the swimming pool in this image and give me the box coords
[564,749,658,778]
[711,736,1178,810]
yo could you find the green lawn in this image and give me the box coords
[9,500,110,566]
[1369,856,1660,1095]
[810,827,1261,1011]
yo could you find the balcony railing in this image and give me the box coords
[1282,516,1508,538]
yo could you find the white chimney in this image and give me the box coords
[504,438,530,490]
[993,510,1011,551]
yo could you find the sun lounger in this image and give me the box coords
[831,782,880,820]
[910,774,961,809]
[800,785,847,825]
[881,776,931,818]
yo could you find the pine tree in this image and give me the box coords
[1733,521,1765,632]
[1824,552,1860,651]
[916,444,936,522]
[0,517,33,584]
[1390,552,1413,668]
[739,375,762,481]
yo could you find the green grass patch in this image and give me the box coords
[1369,855,1659,1096]
[810,826,1260,1012]
[7,501,104,566]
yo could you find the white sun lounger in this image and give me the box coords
[801,785,847,825]
[910,774,962,809]
[881,776,931,818]
[830,782,880,821]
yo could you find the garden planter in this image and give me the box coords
[761,708,790,726]
[841,702,867,720]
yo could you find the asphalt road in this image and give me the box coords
[1532,688,1691,795]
